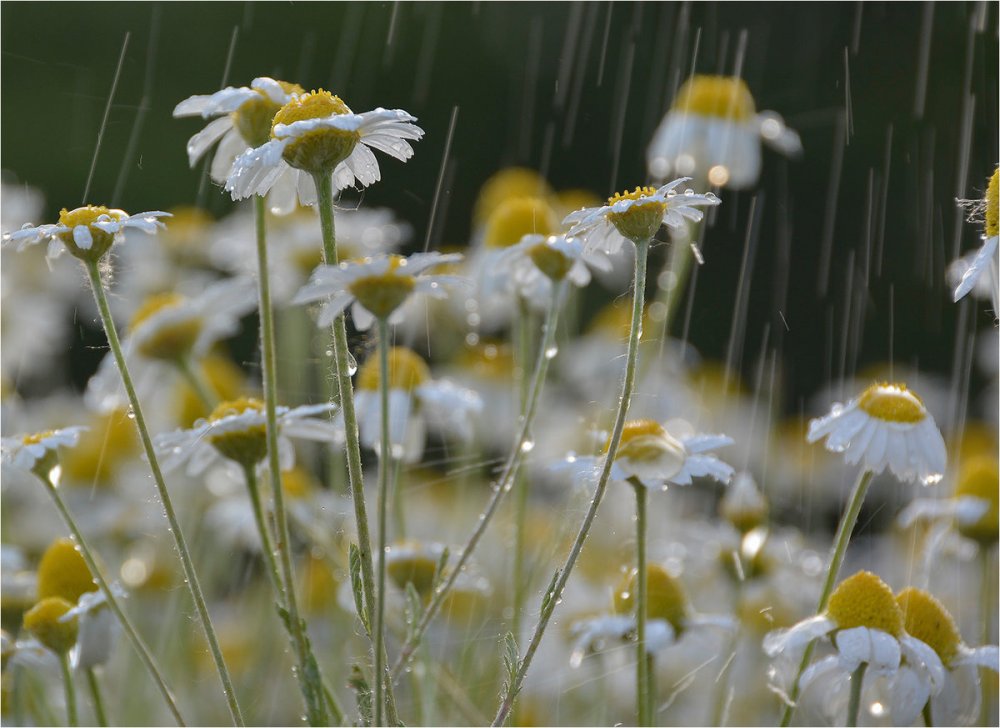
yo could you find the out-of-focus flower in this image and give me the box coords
[354,347,482,463]
[899,454,998,544]
[472,168,554,231]
[1,427,86,478]
[951,167,998,303]
[807,382,947,485]
[226,90,423,202]
[719,471,769,534]
[646,75,801,189]
[292,252,465,330]
[23,598,78,656]
[36,538,96,605]
[155,397,340,474]
[62,587,122,670]
[2,206,170,262]
[564,179,720,253]
[386,540,447,596]
[494,233,612,311]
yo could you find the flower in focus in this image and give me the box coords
[226,89,424,202]
[494,233,612,311]
[764,571,945,726]
[563,179,720,252]
[646,74,802,189]
[951,167,999,304]
[807,382,947,485]
[2,206,170,262]
[354,346,482,463]
[155,397,340,474]
[1,427,86,479]
[292,252,465,330]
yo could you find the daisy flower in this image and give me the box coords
[2,206,170,262]
[1,427,86,477]
[154,397,341,475]
[564,179,720,253]
[646,74,802,189]
[385,540,448,596]
[951,167,998,304]
[764,571,945,726]
[225,89,424,203]
[173,77,305,187]
[806,382,947,485]
[63,586,124,670]
[292,252,465,330]
[354,346,482,463]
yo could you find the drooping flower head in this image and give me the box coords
[2,206,170,263]
[951,167,999,303]
[563,179,720,253]
[647,74,801,189]
[1,427,87,481]
[226,89,424,203]
[807,382,947,485]
[494,234,612,310]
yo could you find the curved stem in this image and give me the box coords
[33,473,185,724]
[492,238,650,726]
[253,195,332,726]
[84,261,243,726]
[512,298,533,648]
[846,662,867,727]
[85,668,108,727]
[780,469,874,726]
[174,356,216,411]
[631,479,650,727]
[391,279,568,681]
[241,465,284,597]
[59,653,78,727]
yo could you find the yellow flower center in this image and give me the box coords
[671,75,756,121]
[57,205,126,260]
[176,355,247,428]
[473,168,553,228]
[605,187,667,243]
[23,597,78,655]
[483,197,558,248]
[827,571,904,637]
[614,565,689,633]
[272,90,358,175]
[22,430,56,446]
[455,342,515,380]
[896,587,962,666]
[206,398,267,466]
[357,346,430,392]
[161,206,213,260]
[61,409,138,486]
[608,419,685,466]
[527,239,573,281]
[986,167,999,238]
[954,454,999,543]
[588,299,654,342]
[129,292,203,361]
[386,541,441,597]
[37,538,97,605]
[857,382,927,424]
[347,256,417,319]
[231,80,305,147]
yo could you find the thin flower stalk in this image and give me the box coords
[375,317,393,726]
[84,260,244,727]
[629,477,652,727]
[846,663,867,727]
[59,652,78,726]
[981,547,996,727]
[391,279,569,681]
[253,195,332,726]
[492,238,650,727]
[85,669,109,727]
[512,297,534,647]
[32,471,185,725]
[175,355,217,410]
[779,468,874,727]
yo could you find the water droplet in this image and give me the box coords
[520,440,535,453]
[126,408,136,420]
[325,349,334,357]
[569,650,584,669]
[545,346,558,359]
[465,332,480,346]
[346,352,358,376]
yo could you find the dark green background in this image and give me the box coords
[2,2,997,416]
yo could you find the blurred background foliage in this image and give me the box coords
[2,1,997,413]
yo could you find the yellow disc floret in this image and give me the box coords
[605,187,667,243]
[454,342,514,380]
[176,355,247,428]
[953,454,999,543]
[857,383,927,424]
[61,409,138,485]
[483,197,558,248]
[672,75,756,121]
[386,541,441,596]
[57,206,127,260]
[527,238,573,281]
[129,292,203,360]
[610,419,685,466]
[232,80,305,148]
[23,598,78,655]
[614,565,689,633]
[473,168,554,228]
[985,167,998,238]
[206,398,267,466]
[37,539,97,605]
[896,587,962,666]
[272,90,357,175]
[827,571,904,637]
[357,346,430,392]
[347,256,417,319]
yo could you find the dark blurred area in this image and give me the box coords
[2,2,997,414]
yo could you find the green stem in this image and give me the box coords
[630,478,650,727]
[313,172,394,725]
[846,662,867,727]
[922,698,933,727]
[980,545,996,727]
[174,355,216,410]
[391,457,406,540]
[241,465,285,598]
[85,668,108,727]
[391,279,568,681]
[780,469,874,727]
[253,195,332,726]
[512,298,533,648]
[646,653,657,726]
[59,653,78,727]
[33,473,185,725]
[491,238,651,726]
[84,260,244,726]
[375,318,392,726]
